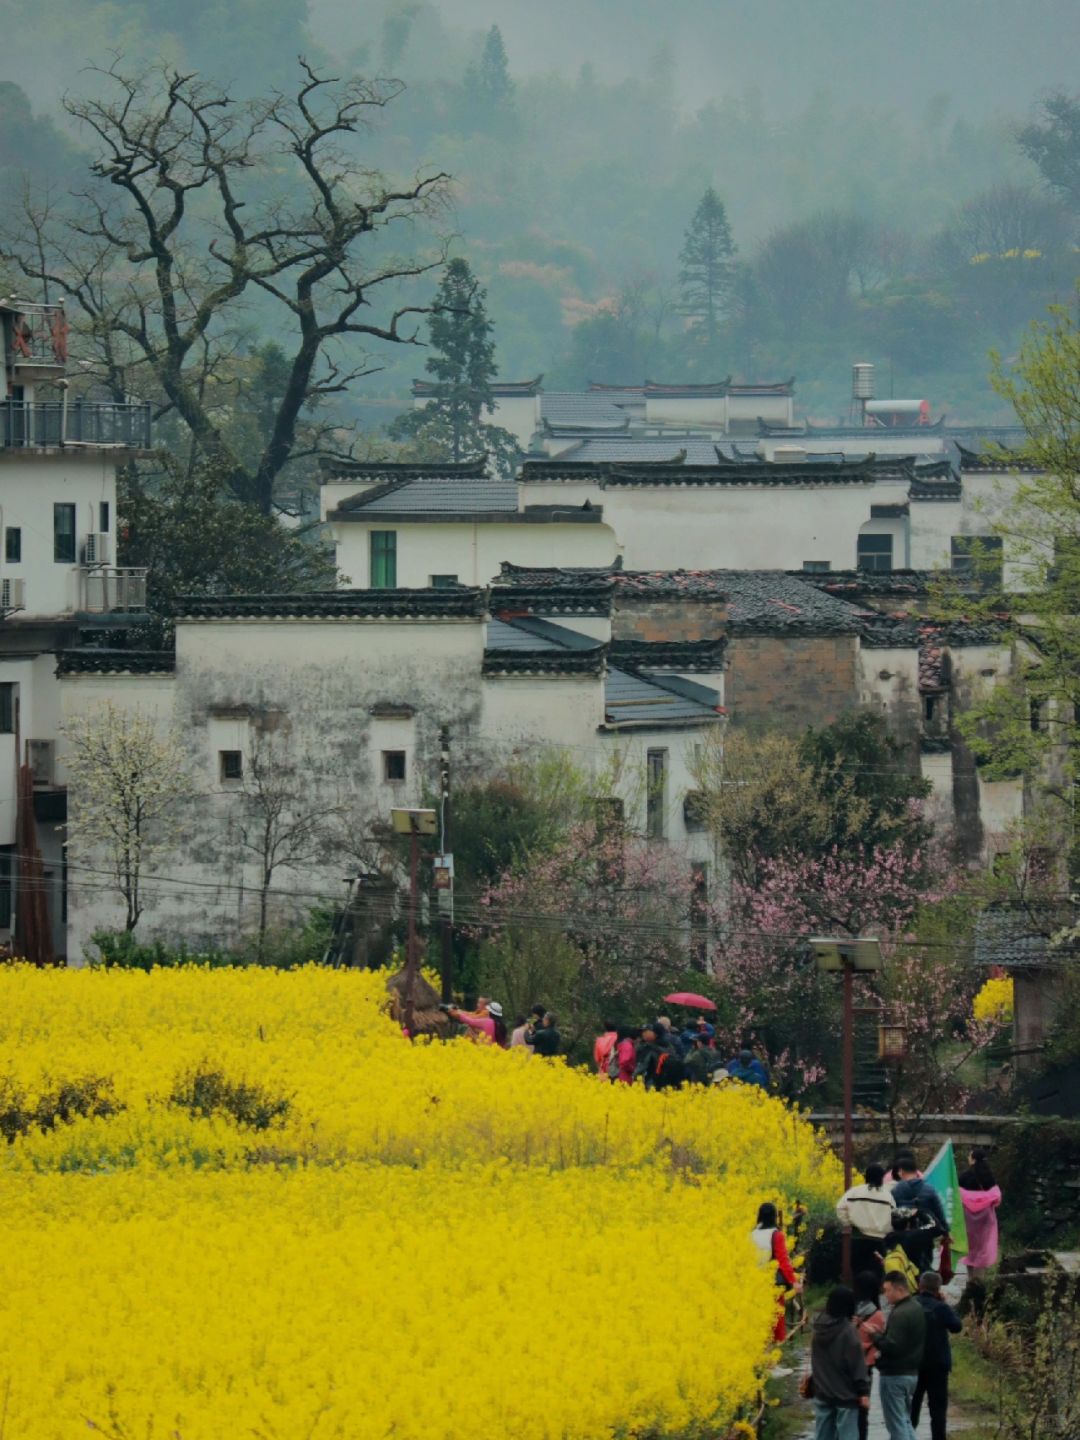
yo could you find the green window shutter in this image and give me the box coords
[370,531,397,588]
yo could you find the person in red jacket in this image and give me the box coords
[751,1202,802,1342]
[593,1021,618,1079]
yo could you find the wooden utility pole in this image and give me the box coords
[438,726,453,1002]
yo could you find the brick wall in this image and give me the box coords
[612,599,727,644]
[725,634,858,732]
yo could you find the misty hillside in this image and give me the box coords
[2,0,1079,426]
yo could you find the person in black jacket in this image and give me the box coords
[810,1286,870,1440]
[529,1011,561,1057]
[911,1272,963,1440]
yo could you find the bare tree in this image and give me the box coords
[1,61,451,513]
[236,730,339,955]
[62,701,192,931]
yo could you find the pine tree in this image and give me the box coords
[678,188,737,351]
[389,258,520,473]
[476,26,514,109]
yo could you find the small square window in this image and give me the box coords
[431,574,459,589]
[219,750,243,783]
[383,750,406,782]
[5,528,21,564]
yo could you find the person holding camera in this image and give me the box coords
[445,1000,508,1048]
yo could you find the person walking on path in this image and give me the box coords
[853,1271,886,1440]
[891,1159,948,1273]
[876,1212,921,1294]
[837,1164,895,1275]
[911,1271,963,1440]
[959,1148,1002,1282]
[810,1285,871,1440]
[751,1202,802,1343]
[875,1270,926,1440]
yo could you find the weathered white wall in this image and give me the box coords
[332,519,617,588]
[0,453,117,617]
[62,614,722,958]
[486,394,541,450]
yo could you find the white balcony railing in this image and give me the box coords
[81,568,148,615]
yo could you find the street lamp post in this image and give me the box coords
[390,808,438,1036]
[810,936,883,1282]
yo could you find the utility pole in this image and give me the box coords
[438,726,453,1002]
[390,808,438,1037]
[810,936,883,1284]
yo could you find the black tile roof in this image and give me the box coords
[320,457,488,481]
[174,589,489,620]
[615,570,868,635]
[603,666,723,728]
[57,648,176,675]
[333,476,518,514]
[483,649,606,677]
[521,455,920,487]
[859,616,1009,650]
[609,638,727,671]
[974,905,1080,968]
[412,376,543,398]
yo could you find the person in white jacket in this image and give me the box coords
[837,1164,896,1275]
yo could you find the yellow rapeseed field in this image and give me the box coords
[0,966,842,1439]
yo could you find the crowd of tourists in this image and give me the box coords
[445,999,772,1090]
[795,1147,1002,1440]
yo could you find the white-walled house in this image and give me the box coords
[323,452,1022,589]
[60,583,726,955]
[409,376,798,452]
[0,297,152,956]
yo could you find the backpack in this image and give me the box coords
[606,1039,622,1081]
[653,1051,685,1088]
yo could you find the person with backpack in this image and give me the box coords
[609,1026,638,1084]
[809,1285,870,1440]
[875,1270,926,1440]
[875,1212,921,1293]
[683,1033,719,1085]
[751,1201,802,1342]
[635,1021,684,1089]
[891,1157,948,1272]
[911,1271,963,1440]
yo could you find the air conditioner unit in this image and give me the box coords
[1,578,26,612]
[84,532,109,565]
[27,739,55,786]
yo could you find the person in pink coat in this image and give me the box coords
[959,1147,1002,1281]
[448,1000,509,1048]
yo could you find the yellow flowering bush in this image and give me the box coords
[0,966,842,1437]
[973,973,1014,1025]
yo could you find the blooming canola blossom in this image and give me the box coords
[0,965,842,1437]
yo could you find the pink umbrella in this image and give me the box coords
[663,991,716,1011]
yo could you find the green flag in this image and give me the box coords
[924,1140,969,1258]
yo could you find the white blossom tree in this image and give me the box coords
[63,702,191,932]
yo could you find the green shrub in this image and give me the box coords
[169,1066,291,1130]
[90,930,235,970]
[0,1073,122,1142]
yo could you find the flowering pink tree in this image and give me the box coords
[714,838,1004,1112]
[476,819,707,1038]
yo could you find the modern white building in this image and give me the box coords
[0,297,152,957]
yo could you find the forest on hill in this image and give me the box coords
[2,0,1078,426]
